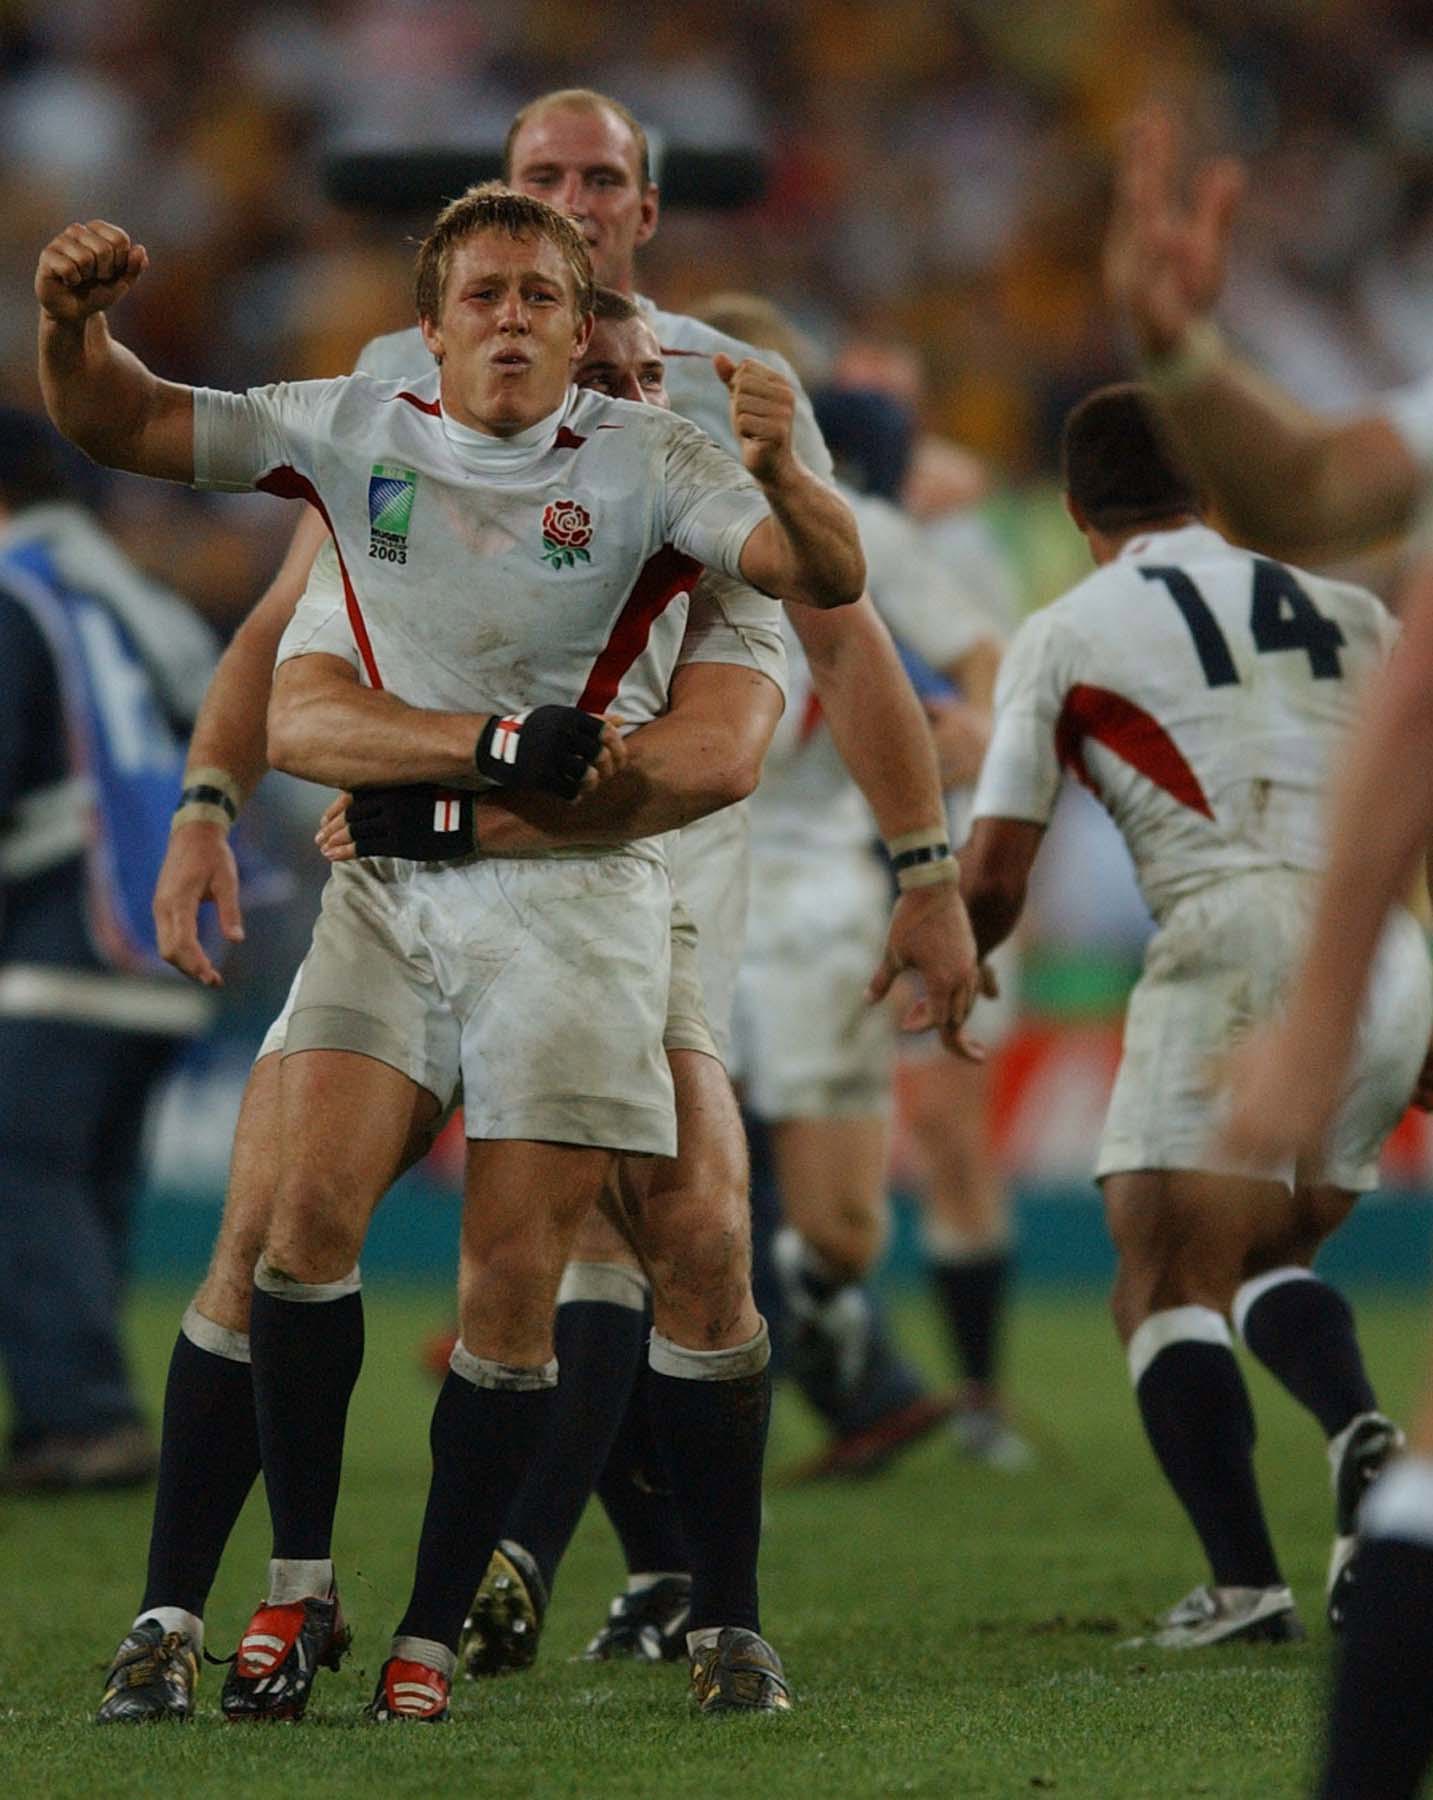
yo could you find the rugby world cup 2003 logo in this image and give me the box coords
[541,499,593,569]
[368,464,417,565]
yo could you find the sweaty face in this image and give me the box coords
[508,105,657,292]
[421,229,591,437]
[574,316,668,408]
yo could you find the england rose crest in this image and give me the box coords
[541,499,593,569]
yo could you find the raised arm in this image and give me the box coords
[317,660,785,862]
[1104,108,1420,562]
[716,356,865,609]
[791,596,980,1050]
[36,220,195,480]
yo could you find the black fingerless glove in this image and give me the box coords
[474,704,604,801]
[346,786,475,861]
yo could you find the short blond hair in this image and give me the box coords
[504,88,651,190]
[414,183,595,324]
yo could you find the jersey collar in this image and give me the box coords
[439,388,578,470]
[1115,521,1225,563]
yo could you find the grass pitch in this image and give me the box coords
[5,1283,1428,1798]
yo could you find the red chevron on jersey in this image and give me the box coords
[1055,683,1214,820]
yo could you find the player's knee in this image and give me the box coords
[646,1194,751,1325]
[265,1184,367,1285]
[196,1232,264,1328]
[459,1249,561,1361]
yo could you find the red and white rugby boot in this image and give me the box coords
[219,1590,351,1721]
[365,1654,452,1722]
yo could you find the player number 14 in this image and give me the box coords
[1140,560,1346,686]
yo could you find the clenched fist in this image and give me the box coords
[36,220,148,324]
[714,353,796,486]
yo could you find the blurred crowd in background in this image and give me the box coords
[4,0,1433,1033]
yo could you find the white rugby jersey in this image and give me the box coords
[194,374,770,730]
[973,522,1397,921]
[355,304,834,479]
[750,488,993,861]
[350,328,786,695]
[284,541,788,702]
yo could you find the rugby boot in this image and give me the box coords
[458,1540,547,1678]
[95,1617,198,1723]
[1328,1411,1405,1630]
[365,1656,451,1722]
[775,1242,951,1479]
[582,1575,692,1663]
[690,1628,792,1713]
[219,1590,351,1721]
[950,1384,1036,1473]
[1121,1583,1305,1650]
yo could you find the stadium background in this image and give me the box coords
[4,0,1433,1288]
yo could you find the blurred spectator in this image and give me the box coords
[0,409,218,1492]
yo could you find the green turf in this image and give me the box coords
[5,1285,1428,1797]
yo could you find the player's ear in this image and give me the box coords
[572,308,594,359]
[634,182,660,252]
[419,314,445,366]
[1064,492,1086,534]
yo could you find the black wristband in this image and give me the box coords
[890,843,950,875]
[176,783,238,823]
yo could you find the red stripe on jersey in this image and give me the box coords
[798,689,824,742]
[577,545,703,714]
[255,467,384,690]
[659,347,707,357]
[396,390,441,416]
[554,426,586,449]
[1055,683,1213,819]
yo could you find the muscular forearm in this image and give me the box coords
[767,461,864,606]
[269,660,487,789]
[475,731,739,850]
[475,668,778,852]
[39,312,188,476]
[794,597,945,837]
[1155,347,1420,561]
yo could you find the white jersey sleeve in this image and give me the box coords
[1379,370,1433,475]
[971,608,1067,826]
[274,539,359,672]
[676,569,787,699]
[192,380,346,494]
[660,416,771,578]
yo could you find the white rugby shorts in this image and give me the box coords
[669,803,750,1064]
[259,878,718,1078]
[259,853,677,1156]
[732,845,892,1120]
[1097,872,1432,1190]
